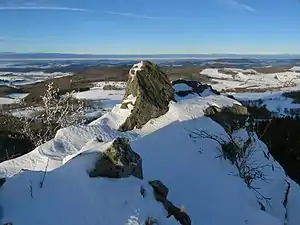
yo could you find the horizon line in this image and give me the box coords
[1,52,299,56]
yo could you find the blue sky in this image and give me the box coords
[0,0,299,54]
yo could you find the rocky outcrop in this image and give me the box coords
[172,79,220,97]
[119,61,175,131]
[204,104,249,131]
[149,180,191,225]
[89,138,143,179]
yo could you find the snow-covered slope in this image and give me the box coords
[1,63,300,225]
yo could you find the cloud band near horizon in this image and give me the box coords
[0,6,93,12]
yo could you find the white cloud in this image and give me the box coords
[227,0,256,13]
[0,6,93,12]
[104,11,162,20]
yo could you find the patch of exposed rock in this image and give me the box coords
[149,180,192,225]
[0,178,5,188]
[204,104,249,132]
[89,138,143,179]
[172,79,220,98]
[119,61,175,131]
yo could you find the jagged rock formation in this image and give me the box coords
[204,104,249,131]
[172,79,220,97]
[149,180,192,225]
[89,138,143,179]
[119,61,174,131]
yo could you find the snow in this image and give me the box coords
[74,82,126,110]
[0,97,15,105]
[129,61,144,79]
[1,72,300,225]
[290,66,300,72]
[7,93,29,100]
[0,71,72,85]
[173,83,192,92]
[201,68,300,92]
[0,92,29,105]
[232,91,300,115]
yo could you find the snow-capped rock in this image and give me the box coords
[119,61,174,131]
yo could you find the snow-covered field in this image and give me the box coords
[1,62,300,225]
[74,81,126,109]
[0,71,72,85]
[231,91,300,115]
[201,68,300,92]
[0,93,29,105]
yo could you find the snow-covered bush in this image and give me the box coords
[20,82,85,147]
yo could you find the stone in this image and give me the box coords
[205,104,249,132]
[172,79,220,97]
[119,61,174,131]
[89,138,143,179]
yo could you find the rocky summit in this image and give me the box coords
[119,61,174,131]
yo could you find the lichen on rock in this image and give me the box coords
[119,61,175,131]
[89,138,143,179]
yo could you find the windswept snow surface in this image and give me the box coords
[1,84,300,225]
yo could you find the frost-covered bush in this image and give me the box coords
[21,82,84,147]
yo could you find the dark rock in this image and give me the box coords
[149,180,169,200]
[172,79,220,97]
[119,61,175,131]
[165,200,192,225]
[205,104,249,132]
[89,138,143,179]
[148,180,192,225]
[0,177,5,188]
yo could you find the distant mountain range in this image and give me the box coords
[1,52,300,60]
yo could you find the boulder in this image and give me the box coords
[172,79,220,97]
[89,138,143,179]
[119,61,174,131]
[204,104,249,132]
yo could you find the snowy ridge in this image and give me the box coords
[1,68,300,225]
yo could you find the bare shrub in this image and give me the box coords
[20,82,85,147]
[188,128,271,207]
